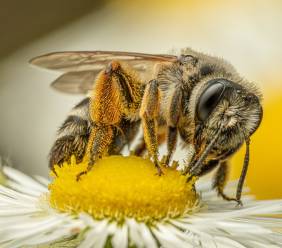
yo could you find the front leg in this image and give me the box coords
[140,79,163,175]
[213,160,242,205]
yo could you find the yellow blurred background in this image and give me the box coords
[231,91,282,199]
[0,0,281,199]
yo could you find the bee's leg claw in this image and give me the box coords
[51,168,58,177]
[182,164,193,176]
[160,155,170,167]
[76,171,88,181]
[227,198,243,207]
[186,174,193,183]
[76,159,95,181]
[155,167,164,176]
[213,161,244,206]
[171,160,179,169]
[154,161,164,176]
[160,155,167,164]
[217,191,243,206]
[236,199,243,207]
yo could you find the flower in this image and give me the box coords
[49,156,197,222]
[0,156,282,248]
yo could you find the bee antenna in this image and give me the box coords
[236,136,250,201]
[189,128,221,176]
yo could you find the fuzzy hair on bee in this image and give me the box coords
[30,48,263,205]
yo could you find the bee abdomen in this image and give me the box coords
[57,115,89,138]
[49,134,89,169]
[49,97,90,169]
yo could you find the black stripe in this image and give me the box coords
[116,73,134,103]
[58,115,88,133]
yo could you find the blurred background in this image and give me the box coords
[0,0,281,199]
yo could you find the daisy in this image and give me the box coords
[0,155,282,248]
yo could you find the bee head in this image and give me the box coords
[193,78,263,152]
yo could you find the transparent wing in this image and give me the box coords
[51,70,98,94]
[30,51,177,94]
[30,51,177,72]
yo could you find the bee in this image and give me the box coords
[30,48,263,204]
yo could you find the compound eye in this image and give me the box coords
[196,81,225,121]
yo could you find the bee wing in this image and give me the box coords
[30,51,177,72]
[30,51,178,94]
[51,70,98,94]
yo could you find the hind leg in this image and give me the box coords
[77,61,143,179]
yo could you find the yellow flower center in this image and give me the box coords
[48,156,198,222]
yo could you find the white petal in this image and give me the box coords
[138,223,158,248]
[0,216,66,242]
[0,185,37,201]
[1,224,78,248]
[33,175,50,186]
[3,166,47,193]
[126,219,145,248]
[212,236,247,248]
[189,201,282,224]
[0,208,40,216]
[0,193,35,207]
[111,224,128,248]
[26,221,85,246]
[157,223,194,247]
[152,226,190,248]
[6,180,44,196]
[215,220,272,234]
[79,213,100,227]
[247,241,281,248]
[78,220,109,248]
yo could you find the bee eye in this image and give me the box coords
[196,81,225,121]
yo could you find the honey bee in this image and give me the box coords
[30,48,263,205]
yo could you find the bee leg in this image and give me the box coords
[132,133,166,157]
[161,127,178,166]
[77,61,142,180]
[185,159,218,182]
[165,88,182,165]
[76,124,115,182]
[140,79,163,175]
[110,119,141,155]
[233,138,250,206]
[142,117,163,175]
[213,161,242,205]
